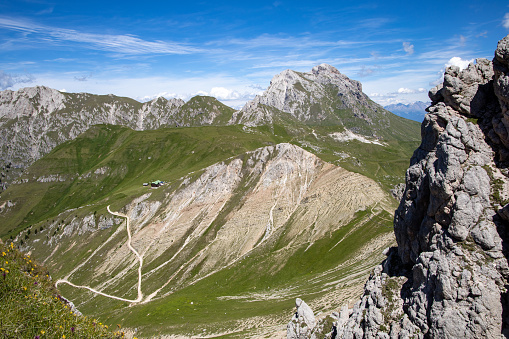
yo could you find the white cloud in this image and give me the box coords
[446,56,474,70]
[210,87,241,100]
[0,17,201,55]
[397,87,414,94]
[403,42,414,55]
[139,91,180,102]
[397,87,426,94]
[195,90,209,96]
[504,13,509,29]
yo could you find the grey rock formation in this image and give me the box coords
[289,35,509,338]
[390,183,405,201]
[287,298,317,339]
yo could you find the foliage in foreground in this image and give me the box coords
[0,241,126,339]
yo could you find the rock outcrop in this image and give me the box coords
[289,35,509,338]
[287,298,317,338]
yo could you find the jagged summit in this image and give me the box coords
[231,64,386,128]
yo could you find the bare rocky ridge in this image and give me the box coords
[289,34,509,339]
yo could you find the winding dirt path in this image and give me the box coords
[55,205,144,303]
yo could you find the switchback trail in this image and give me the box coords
[55,205,144,303]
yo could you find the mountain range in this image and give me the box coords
[384,101,430,122]
[0,64,421,337]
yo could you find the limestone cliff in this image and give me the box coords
[289,35,509,339]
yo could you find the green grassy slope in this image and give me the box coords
[176,96,236,126]
[0,124,286,239]
[0,116,419,337]
[0,241,123,338]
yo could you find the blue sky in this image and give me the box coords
[0,1,508,108]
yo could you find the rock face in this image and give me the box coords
[0,88,235,190]
[289,35,509,338]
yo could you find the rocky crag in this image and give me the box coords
[288,35,509,338]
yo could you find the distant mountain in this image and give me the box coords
[0,87,233,190]
[384,101,430,122]
[233,64,418,141]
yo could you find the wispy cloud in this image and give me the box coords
[357,65,376,77]
[504,13,509,29]
[0,70,35,90]
[0,17,202,55]
[209,34,383,50]
[74,73,93,82]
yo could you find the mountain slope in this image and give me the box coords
[0,88,234,190]
[1,127,397,337]
[0,63,423,337]
[0,65,420,193]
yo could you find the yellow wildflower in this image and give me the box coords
[5,261,7,264]
[41,330,45,334]
[0,268,4,271]
[62,335,65,339]
[1,252,5,256]
[10,242,13,249]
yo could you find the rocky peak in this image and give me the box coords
[311,63,363,92]
[311,63,341,75]
[0,85,66,119]
[231,64,383,127]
